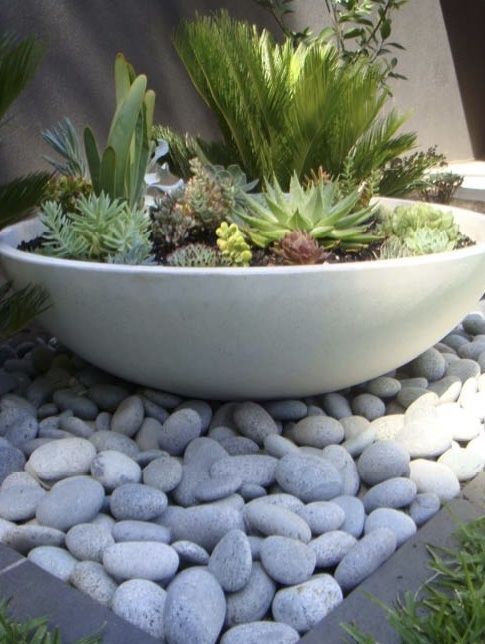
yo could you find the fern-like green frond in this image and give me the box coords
[0,282,50,341]
[0,173,50,227]
[171,12,415,190]
[0,33,43,122]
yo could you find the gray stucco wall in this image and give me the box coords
[0,0,483,182]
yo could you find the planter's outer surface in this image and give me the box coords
[1,199,484,399]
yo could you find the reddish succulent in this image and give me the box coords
[275,230,329,265]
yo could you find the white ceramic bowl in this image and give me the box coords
[1,199,484,399]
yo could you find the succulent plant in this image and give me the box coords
[42,175,93,214]
[84,54,155,208]
[419,171,464,205]
[378,236,411,259]
[151,186,198,247]
[274,230,329,265]
[42,117,87,177]
[184,158,258,229]
[39,192,152,263]
[378,203,460,243]
[166,243,226,267]
[403,227,455,255]
[107,241,155,265]
[236,173,379,250]
[216,222,252,267]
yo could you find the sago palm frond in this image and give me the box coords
[0,33,43,122]
[0,173,50,228]
[173,11,415,191]
[0,282,50,341]
[349,109,417,181]
[174,11,295,181]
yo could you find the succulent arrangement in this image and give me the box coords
[13,20,471,270]
[377,203,465,258]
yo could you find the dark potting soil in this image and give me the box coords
[17,231,476,267]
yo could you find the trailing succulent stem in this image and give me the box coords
[236,172,379,250]
[84,54,155,208]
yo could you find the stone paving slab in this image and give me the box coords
[0,545,159,644]
[301,490,484,643]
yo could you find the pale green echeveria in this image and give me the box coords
[378,202,460,242]
[403,227,455,255]
[39,192,152,263]
[234,172,379,250]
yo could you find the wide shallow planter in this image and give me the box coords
[0,198,484,399]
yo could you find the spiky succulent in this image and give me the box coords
[235,173,379,250]
[275,230,329,265]
[216,222,252,267]
[166,243,226,267]
[151,186,197,247]
[39,192,152,262]
[184,158,257,229]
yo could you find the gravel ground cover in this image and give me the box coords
[0,309,485,643]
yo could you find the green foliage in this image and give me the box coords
[172,12,415,190]
[216,222,252,266]
[42,175,92,214]
[378,235,410,259]
[184,158,258,229]
[251,0,409,84]
[39,192,152,263]
[166,243,226,267]
[378,202,461,258]
[0,283,50,341]
[275,230,329,264]
[420,172,464,205]
[152,125,239,181]
[151,186,197,247]
[379,202,460,242]
[379,146,447,197]
[0,600,101,643]
[42,117,87,177]
[84,54,155,208]
[107,242,155,265]
[0,33,43,122]
[0,32,50,340]
[236,173,379,249]
[343,517,485,644]
[0,174,50,227]
[0,33,50,228]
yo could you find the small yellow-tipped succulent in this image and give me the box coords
[216,222,252,267]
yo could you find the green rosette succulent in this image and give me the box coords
[234,173,379,250]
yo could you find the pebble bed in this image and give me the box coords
[1,310,485,643]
